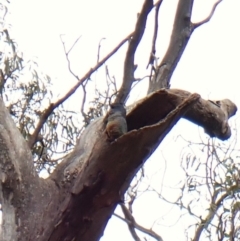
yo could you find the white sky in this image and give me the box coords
[5,0,240,240]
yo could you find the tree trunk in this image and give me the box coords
[0,89,236,241]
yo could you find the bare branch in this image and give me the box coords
[193,0,223,29]
[60,34,81,80]
[115,204,164,241]
[192,191,229,241]
[120,204,141,241]
[115,0,154,104]
[97,38,106,64]
[28,32,132,149]
[147,0,163,68]
[148,0,223,92]
[28,0,154,148]
[179,137,240,241]
[67,35,82,55]
[148,0,194,92]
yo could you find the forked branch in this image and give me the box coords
[148,0,223,92]
[115,0,154,104]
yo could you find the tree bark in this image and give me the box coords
[0,89,236,241]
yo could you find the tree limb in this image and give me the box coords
[147,0,163,68]
[148,0,194,92]
[148,0,223,92]
[127,89,237,140]
[115,0,154,104]
[193,0,223,29]
[119,203,164,241]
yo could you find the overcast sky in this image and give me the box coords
[6,0,240,240]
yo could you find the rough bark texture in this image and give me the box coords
[0,89,237,241]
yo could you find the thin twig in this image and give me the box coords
[193,0,223,29]
[97,38,106,64]
[28,32,133,148]
[60,34,80,80]
[114,204,163,241]
[67,35,82,55]
[147,0,163,68]
[104,65,117,105]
